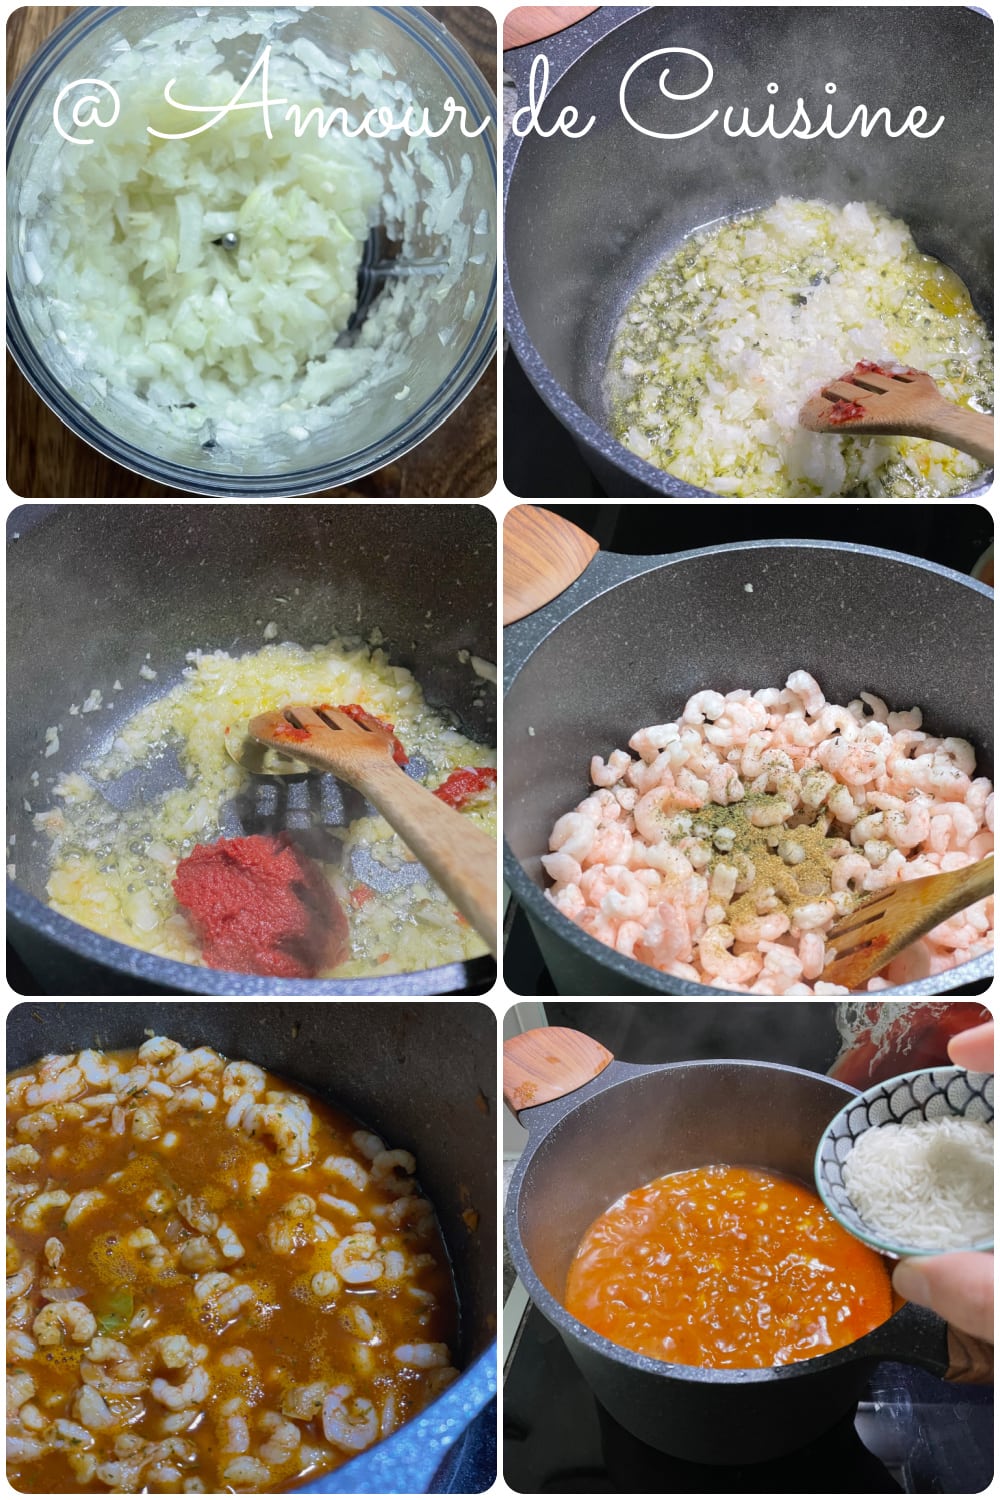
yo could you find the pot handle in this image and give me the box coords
[503,1025,614,1114]
[857,1294,993,1385]
[503,7,599,50]
[944,1325,994,1384]
[502,4,643,91]
[503,505,600,623]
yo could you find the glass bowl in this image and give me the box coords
[7,6,497,495]
[815,1065,994,1258]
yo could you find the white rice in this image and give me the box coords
[843,1116,993,1250]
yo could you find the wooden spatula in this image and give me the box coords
[250,705,497,957]
[820,856,993,990]
[503,505,599,624]
[800,364,993,467]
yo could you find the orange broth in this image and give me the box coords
[6,1045,458,1493]
[564,1164,892,1369]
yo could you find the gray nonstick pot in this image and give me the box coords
[503,1026,988,1466]
[503,535,994,996]
[504,5,993,497]
[7,504,496,995]
[7,1000,497,1493]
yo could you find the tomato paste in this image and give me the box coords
[173,834,349,979]
[321,703,409,766]
[433,767,497,809]
[851,360,913,378]
[827,398,868,425]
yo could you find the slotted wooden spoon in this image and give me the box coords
[800,366,993,467]
[249,705,497,957]
[821,856,993,990]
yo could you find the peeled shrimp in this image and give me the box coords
[785,670,825,717]
[696,926,761,986]
[682,690,725,726]
[591,749,632,786]
[33,1300,96,1346]
[322,1386,378,1453]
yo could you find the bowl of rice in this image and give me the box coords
[815,1065,994,1257]
[7,6,496,495]
[504,5,992,498]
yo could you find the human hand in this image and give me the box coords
[891,1019,994,1343]
[947,1019,993,1073]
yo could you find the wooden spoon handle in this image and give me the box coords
[503,1026,613,1115]
[354,759,498,957]
[924,855,995,928]
[503,505,599,624]
[923,403,994,467]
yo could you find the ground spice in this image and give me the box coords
[656,794,847,927]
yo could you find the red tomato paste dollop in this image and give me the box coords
[433,767,497,809]
[173,834,349,979]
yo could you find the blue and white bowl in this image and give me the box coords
[815,1065,994,1259]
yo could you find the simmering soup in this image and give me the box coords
[565,1164,892,1369]
[7,1038,459,1492]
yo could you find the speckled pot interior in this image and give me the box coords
[7,999,497,1493]
[504,5,993,497]
[7,504,496,995]
[503,538,994,996]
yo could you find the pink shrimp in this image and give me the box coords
[883,802,931,851]
[731,912,790,944]
[808,704,859,745]
[628,723,680,763]
[634,782,703,842]
[613,921,647,958]
[785,670,825,718]
[816,737,885,786]
[797,931,827,981]
[599,867,649,922]
[757,942,805,990]
[581,822,633,869]
[546,883,585,921]
[682,690,726,727]
[590,749,632,787]
[548,812,596,864]
[575,907,617,947]
[628,750,680,796]
[831,853,872,893]
[635,899,694,968]
[540,851,582,887]
[696,925,762,986]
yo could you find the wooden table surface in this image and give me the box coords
[6,6,497,498]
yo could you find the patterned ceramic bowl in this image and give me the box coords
[815,1066,994,1258]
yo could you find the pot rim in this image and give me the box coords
[503,536,994,998]
[505,1056,924,1386]
[7,880,494,996]
[502,6,992,501]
